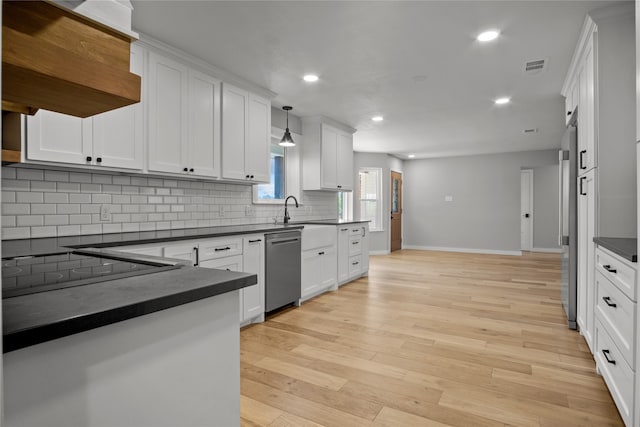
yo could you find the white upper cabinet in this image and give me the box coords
[26,44,144,170]
[302,118,356,191]
[188,70,221,178]
[221,83,271,183]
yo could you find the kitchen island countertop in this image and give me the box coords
[593,237,637,263]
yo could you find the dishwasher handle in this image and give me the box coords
[269,237,300,245]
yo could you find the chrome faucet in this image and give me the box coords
[283,195,299,224]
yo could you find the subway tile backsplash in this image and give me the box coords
[1,166,337,240]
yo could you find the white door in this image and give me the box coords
[246,93,271,183]
[242,236,264,321]
[336,131,354,190]
[320,124,338,189]
[92,43,144,170]
[188,70,220,178]
[520,169,533,251]
[26,110,91,164]
[221,83,248,180]
[147,51,189,174]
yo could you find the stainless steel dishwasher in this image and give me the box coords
[265,230,301,312]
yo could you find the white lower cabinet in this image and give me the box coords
[301,225,337,301]
[577,169,596,350]
[337,223,369,285]
[111,233,266,327]
[593,245,637,426]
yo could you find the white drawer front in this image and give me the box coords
[349,236,362,256]
[349,226,363,236]
[199,255,243,272]
[348,255,362,277]
[596,247,637,301]
[594,320,634,426]
[595,271,636,368]
[199,238,243,261]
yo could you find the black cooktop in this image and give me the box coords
[2,251,180,298]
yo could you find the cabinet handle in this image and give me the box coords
[86,156,92,162]
[318,251,325,255]
[194,247,199,266]
[337,185,342,189]
[603,265,617,274]
[352,261,359,265]
[340,228,349,231]
[96,157,102,163]
[602,296,617,308]
[190,168,194,173]
[214,247,231,252]
[184,167,188,172]
[245,175,250,179]
[250,175,254,179]
[248,239,262,243]
[579,177,586,196]
[352,229,359,232]
[579,150,587,170]
[567,111,572,116]
[602,349,616,365]
[352,241,359,245]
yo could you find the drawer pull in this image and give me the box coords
[318,251,325,255]
[341,228,349,231]
[602,349,616,365]
[352,241,359,245]
[579,150,587,170]
[248,239,262,243]
[602,296,617,308]
[352,261,359,265]
[352,229,359,232]
[603,265,617,274]
[214,247,231,252]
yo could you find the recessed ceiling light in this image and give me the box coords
[408,154,416,158]
[494,97,511,105]
[371,116,384,122]
[477,30,500,42]
[303,74,319,82]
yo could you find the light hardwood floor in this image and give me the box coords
[240,250,623,427]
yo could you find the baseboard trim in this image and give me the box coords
[529,247,562,253]
[403,245,522,256]
[369,250,390,256]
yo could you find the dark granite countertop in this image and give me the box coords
[3,223,305,259]
[292,219,370,226]
[593,237,638,263]
[3,265,256,353]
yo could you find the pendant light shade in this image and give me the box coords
[279,106,295,147]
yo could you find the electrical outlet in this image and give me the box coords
[100,204,112,221]
[218,205,226,218]
[245,205,255,216]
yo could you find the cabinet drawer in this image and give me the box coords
[349,236,362,256]
[199,238,243,261]
[595,247,636,301]
[163,243,196,263]
[594,320,634,426]
[595,271,636,368]
[350,226,363,236]
[349,255,362,277]
[199,255,243,272]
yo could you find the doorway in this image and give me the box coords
[390,171,402,252]
[520,169,533,251]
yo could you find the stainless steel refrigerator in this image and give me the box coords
[559,111,577,329]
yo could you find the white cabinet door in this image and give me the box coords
[337,227,350,284]
[584,41,596,172]
[163,243,197,264]
[188,70,221,178]
[321,244,338,289]
[148,51,189,175]
[92,43,144,170]
[26,110,91,165]
[302,249,324,299]
[221,83,248,180]
[242,235,264,322]
[336,131,354,191]
[320,124,338,189]
[577,169,596,350]
[361,224,370,273]
[246,93,271,183]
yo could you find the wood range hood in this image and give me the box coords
[2,0,142,162]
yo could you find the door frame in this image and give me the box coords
[390,169,403,252]
[520,169,534,251]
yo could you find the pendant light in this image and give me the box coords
[279,106,295,147]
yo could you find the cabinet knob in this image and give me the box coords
[337,185,342,189]
[86,156,92,162]
[189,168,194,172]
[245,175,250,179]
[567,111,572,116]
[96,157,102,163]
[184,167,189,172]
[250,175,254,179]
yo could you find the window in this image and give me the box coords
[255,141,286,202]
[338,191,353,221]
[358,167,383,231]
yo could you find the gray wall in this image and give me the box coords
[271,107,302,134]
[353,152,403,253]
[403,150,558,253]
[532,165,560,249]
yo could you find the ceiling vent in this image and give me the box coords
[523,59,547,74]
[522,128,538,134]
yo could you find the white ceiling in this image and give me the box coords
[132,0,617,159]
